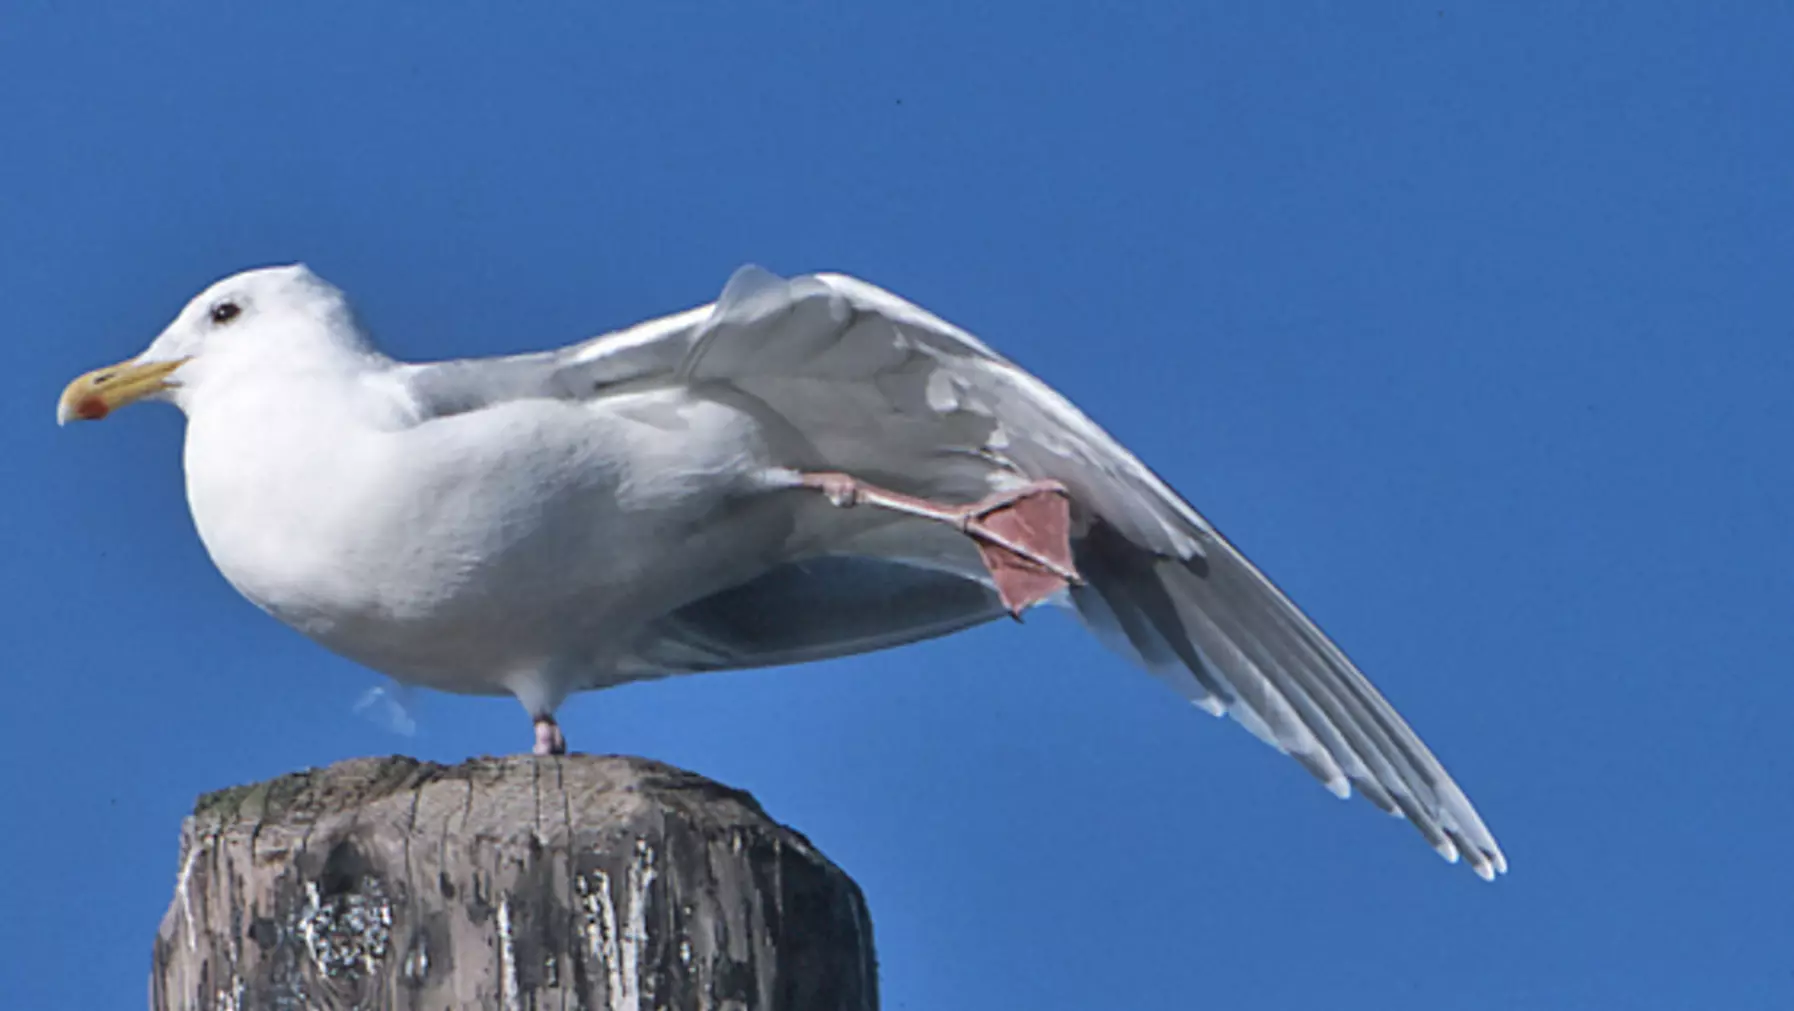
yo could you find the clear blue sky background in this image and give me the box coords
[4,4,1790,1008]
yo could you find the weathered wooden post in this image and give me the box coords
[151,755,878,1010]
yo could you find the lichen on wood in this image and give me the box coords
[151,754,877,1010]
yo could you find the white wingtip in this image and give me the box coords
[1440,837,1505,881]
[1433,837,1461,864]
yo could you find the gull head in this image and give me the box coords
[57,264,368,425]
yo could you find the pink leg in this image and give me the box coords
[798,472,1081,617]
[533,716,567,756]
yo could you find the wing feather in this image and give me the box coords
[628,555,1007,675]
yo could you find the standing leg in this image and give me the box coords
[533,715,567,756]
[510,668,576,757]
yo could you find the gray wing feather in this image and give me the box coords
[393,305,714,418]
[1085,521,1501,868]
[630,555,1007,674]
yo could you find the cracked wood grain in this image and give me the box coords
[151,755,878,1011]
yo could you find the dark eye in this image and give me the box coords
[209,301,242,325]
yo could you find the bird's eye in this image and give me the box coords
[209,301,242,325]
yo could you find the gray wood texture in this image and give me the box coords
[151,755,877,1010]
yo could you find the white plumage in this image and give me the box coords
[59,263,1505,878]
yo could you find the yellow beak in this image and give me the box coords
[57,358,187,425]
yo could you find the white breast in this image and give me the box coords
[180,373,790,692]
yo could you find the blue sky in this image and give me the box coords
[4,4,1791,1008]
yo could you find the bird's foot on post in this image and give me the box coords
[533,716,566,756]
[798,472,1080,617]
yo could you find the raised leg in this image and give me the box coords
[533,715,567,756]
[797,472,1081,617]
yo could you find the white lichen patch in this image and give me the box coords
[497,896,521,1011]
[573,840,659,1011]
[576,869,623,1007]
[209,975,244,1011]
[621,839,659,1011]
[402,931,430,983]
[296,876,392,978]
[177,838,206,952]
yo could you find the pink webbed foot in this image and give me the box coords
[797,472,1081,617]
[960,482,1079,616]
[533,716,567,756]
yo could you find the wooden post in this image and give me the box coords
[151,755,878,1010]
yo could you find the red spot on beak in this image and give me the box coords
[75,395,110,421]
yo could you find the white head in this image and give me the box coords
[57,264,372,424]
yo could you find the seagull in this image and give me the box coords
[58,264,1505,878]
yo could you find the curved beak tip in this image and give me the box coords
[56,357,185,427]
[56,393,109,426]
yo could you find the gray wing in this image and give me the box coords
[628,555,1007,675]
[390,303,714,416]
[400,266,1506,879]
